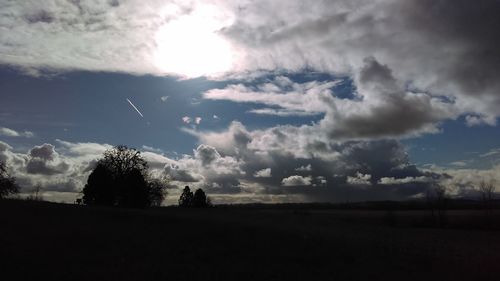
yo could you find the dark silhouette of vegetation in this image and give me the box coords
[426,183,448,227]
[179,186,210,207]
[479,180,496,210]
[82,145,167,208]
[0,161,19,199]
[83,163,114,205]
[193,188,209,207]
[119,168,150,208]
[148,178,169,207]
[178,186,194,207]
[479,180,496,227]
[26,183,43,201]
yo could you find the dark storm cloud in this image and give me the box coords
[164,164,200,182]
[25,10,54,24]
[26,159,69,175]
[322,57,456,139]
[186,122,443,201]
[203,64,455,140]
[400,0,500,96]
[29,143,56,160]
[220,0,500,126]
[108,0,120,8]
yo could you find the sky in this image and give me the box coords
[1,0,500,204]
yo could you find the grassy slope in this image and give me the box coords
[1,200,500,281]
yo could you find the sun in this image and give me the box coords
[154,5,235,78]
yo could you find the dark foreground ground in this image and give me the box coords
[1,200,500,281]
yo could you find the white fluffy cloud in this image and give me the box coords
[2,0,499,139]
[281,175,312,187]
[295,164,312,172]
[0,127,34,138]
[254,168,271,178]
[419,164,500,198]
[0,139,109,197]
[378,176,430,185]
[0,0,240,78]
[346,172,372,186]
[202,60,457,140]
[182,116,202,125]
[203,77,338,116]
[480,148,500,158]
[162,144,246,194]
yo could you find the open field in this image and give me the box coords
[1,200,500,281]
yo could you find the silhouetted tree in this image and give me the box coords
[148,178,168,207]
[101,145,148,179]
[193,188,210,207]
[26,182,43,201]
[436,184,448,227]
[117,168,149,208]
[479,180,495,210]
[426,183,447,227]
[0,161,19,199]
[479,180,496,227]
[178,186,194,207]
[83,163,114,205]
[82,145,166,208]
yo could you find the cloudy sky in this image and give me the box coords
[1,0,500,204]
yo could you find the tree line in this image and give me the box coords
[82,145,210,208]
[0,145,498,211]
[0,145,212,208]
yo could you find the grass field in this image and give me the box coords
[1,199,500,281]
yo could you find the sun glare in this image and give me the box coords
[154,5,235,78]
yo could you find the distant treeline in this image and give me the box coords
[214,199,500,211]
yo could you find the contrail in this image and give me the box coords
[126,98,144,118]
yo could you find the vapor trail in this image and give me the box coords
[126,98,144,117]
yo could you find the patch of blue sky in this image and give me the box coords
[403,116,500,169]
